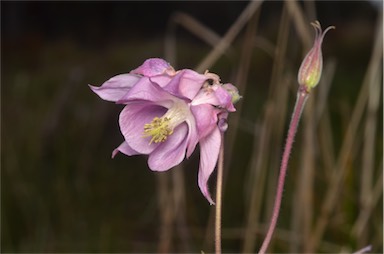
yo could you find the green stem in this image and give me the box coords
[258,86,309,254]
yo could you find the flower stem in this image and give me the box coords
[215,132,225,254]
[258,86,309,254]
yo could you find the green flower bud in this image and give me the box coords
[298,21,335,92]
[222,83,242,104]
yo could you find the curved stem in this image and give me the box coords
[258,86,309,254]
[215,132,225,254]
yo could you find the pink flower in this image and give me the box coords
[298,21,335,92]
[89,58,240,204]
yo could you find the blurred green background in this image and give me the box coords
[2,1,383,253]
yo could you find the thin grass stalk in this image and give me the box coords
[195,0,263,72]
[241,105,272,253]
[313,60,338,183]
[299,60,336,252]
[314,59,337,126]
[303,0,317,23]
[352,161,383,238]
[306,14,383,252]
[259,6,292,252]
[227,3,260,175]
[204,9,260,249]
[242,74,291,253]
[356,16,383,247]
[263,79,291,248]
[157,174,174,252]
[242,6,290,252]
[172,166,191,252]
[164,12,231,67]
[158,166,190,252]
[285,0,311,49]
[318,107,336,180]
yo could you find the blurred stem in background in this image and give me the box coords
[307,12,383,253]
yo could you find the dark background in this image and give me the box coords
[2,1,383,253]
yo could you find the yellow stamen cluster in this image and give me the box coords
[143,117,174,144]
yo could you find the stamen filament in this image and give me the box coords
[143,117,173,144]
[142,99,191,145]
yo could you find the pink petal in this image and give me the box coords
[131,58,175,77]
[185,117,199,158]
[214,86,236,112]
[191,104,219,140]
[148,123,189,171]
[191,86,221,106]
[163,69,208,100]
[198,127,221,205]
[89,74,140,102]
[222,83,241,105]
[149,75,173,88]
[112,141,140,158]
[117,77,175,107]
[119,103,166,154]
[192,84,235,112]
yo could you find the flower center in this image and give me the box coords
[143,117,174,144]
[142,100,190,144]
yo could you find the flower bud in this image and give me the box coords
[298,21,335,92]
[222,83,242,104]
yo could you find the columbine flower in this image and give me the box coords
[298,21,335,92]
[89,58,240,204]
